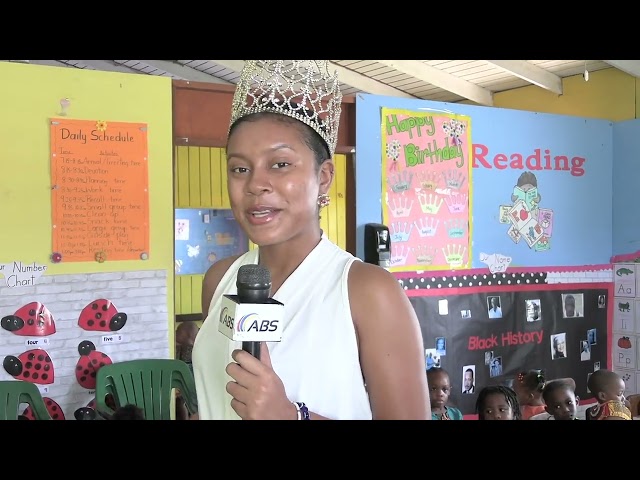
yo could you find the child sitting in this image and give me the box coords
[426,367,463,420]
[585,369,632,420]
[475,385,521,420]
[541,379,580,420]
[513,369,547,420]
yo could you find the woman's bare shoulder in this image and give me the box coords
[201,254,243,313]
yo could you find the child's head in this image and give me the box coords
[475,385,521,420]
[111,404,145,420]
[587,369,626,404]
[542,380,579,420]
[513,369,546,406]
[426,367,452,410]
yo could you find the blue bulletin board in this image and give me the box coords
[174,209,249,275]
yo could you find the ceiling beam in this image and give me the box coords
[143,60,231,84]
[78,60,142,74]
[603,60,640,78]
[485,60,563,95]
[374,60,494,106]
[210,60,416,98]
[23,60,70,68]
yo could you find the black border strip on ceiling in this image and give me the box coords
[397,272,548,290]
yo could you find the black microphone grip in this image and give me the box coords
[242,341,261,360]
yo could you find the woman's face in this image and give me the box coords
[226,117,333,247]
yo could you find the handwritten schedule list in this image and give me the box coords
[50,119,150,262]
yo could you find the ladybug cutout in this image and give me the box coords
[75,395,116,420]
[1,302,56,337]
[618,336,632,349]
[22,397,65,420]
[3,349,54,385]
[75,340,113,389]
[74,407,96,421]
[78,299,127,332]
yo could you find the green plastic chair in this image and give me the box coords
[95,359,198,420]
[0,380,52,420]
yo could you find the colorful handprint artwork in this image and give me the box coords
[381,107,472,271]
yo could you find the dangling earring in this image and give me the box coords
[317,193,331,208]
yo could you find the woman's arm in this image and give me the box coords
[348,261,431,420]
[187,255,241,421]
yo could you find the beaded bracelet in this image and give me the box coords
[293,401,310,420]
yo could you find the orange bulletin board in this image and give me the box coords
[50,118,150,262]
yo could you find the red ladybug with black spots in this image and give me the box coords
[78,299,127,332]
[75,340,113,389]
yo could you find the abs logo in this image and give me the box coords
[236,313,279,333]
[220,307,234,329]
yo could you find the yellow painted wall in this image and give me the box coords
[0,62,175,351]
[493,67,637,122]
[173,145,347,315]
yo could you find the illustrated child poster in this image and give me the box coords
[50,118,150,263]
[381,107,473,272]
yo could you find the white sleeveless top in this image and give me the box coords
[192,236,372,420]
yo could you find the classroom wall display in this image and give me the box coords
[356,94,613,267]
[381,108,473,272]
[50,118,150,263]
[0,269,169,420]
[612,262,640,395]
[174,208,249,275]
[409,283,610,416]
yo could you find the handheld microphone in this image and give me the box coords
[218,264,284,360]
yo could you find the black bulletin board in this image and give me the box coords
[409,285,610,416]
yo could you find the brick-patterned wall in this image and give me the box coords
[546,268,613,284]
[0,269,169,420]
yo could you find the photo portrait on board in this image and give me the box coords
[461,309,471,319]
[425,349,441,370]
[525,299,542,322]
[597,295,606,309]
[580,340,591,361]
[487,296,502,318]
[594,361,600,371]
[462,365,475,394]
[562,293,584,318]
[587,328,597,345]
[435,337,446,355]
[551,333,567,359]
[485,351,493,365]
[489,356,502,377]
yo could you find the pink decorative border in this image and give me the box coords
[611,250,640,264]
[392,263,613,279]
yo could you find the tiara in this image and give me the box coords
[229,60,342,157]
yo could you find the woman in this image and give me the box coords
[191,60,430,420]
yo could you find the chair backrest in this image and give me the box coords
[95,359,198,420]
[0,380,52,420]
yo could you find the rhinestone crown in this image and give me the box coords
[229,60,342,157]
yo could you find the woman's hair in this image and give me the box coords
[517,369,546,393]
[227,105,331,170]
[475,385,521,420]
